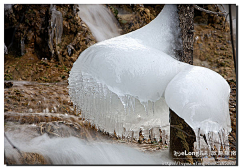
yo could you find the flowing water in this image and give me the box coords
[78,4,120,42]
[4,80,174,165]
[5,126,172,165]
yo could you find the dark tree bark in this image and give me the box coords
[229,5,237,74]
[177,4,194,65]
[169,4,200,164]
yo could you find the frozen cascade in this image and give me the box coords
[69,5,231,152]
[78,4,120,42]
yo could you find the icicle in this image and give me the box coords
[206,133,211,156]
[73,4,78,15]
[119,95,128,113]
[149,128,153,140]
[141,101,148,114]
[196,128,201,153]
[222,129,230,153]
[210,132,214,149]
[48,26,54,56]
[151,127,160,141]
[20,38,25,56]
[51,7,63,44]
[48,4,63,54]
[152,102,155,115]
[162,130,166,145]
[165,134,169,144]
[67,44,74,56]
[4,43,8,54]
[214,132,221,153]
[221,129,226,150]
[130,96,135,112]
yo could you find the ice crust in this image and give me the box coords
[69,5,231,147]
[165,66,231,134]
[124,5,182,58]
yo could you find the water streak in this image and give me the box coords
[78,4,120,42]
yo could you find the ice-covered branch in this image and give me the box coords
[193,5,228,16]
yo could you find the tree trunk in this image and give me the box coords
[229,5,236,74]
[169,4,200,164]
[177,4,194,65]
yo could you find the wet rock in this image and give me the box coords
[110,4,163,34]
[4,4,97,82]
[4,82,13,88]
[194,16,208,25]
[5,152,48,165]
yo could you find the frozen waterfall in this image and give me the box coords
[68,4,231,151]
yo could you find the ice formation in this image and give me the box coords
[48,5,63,54]
[4,4,13,15]
[4,43,8,54]
[78,4,120,42]
[164,65,231,152]
[67,44,74,56]
[20,38,25,56]
[73,4,78,15]
[69,5,231,150]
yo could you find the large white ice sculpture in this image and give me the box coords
[68,5,231,145]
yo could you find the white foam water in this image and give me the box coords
[78,4,120,42]
[4,130,173,165]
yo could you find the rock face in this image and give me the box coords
[4,4,163,83]
[108,4,164,34]
[5,152,47,165]
[4,4,96,82]
[4,82,13,88]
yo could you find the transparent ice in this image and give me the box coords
[20,38,25,56]
[4,43,8,54]
[48,5,63,54]
[69,5,231,151]
[67,44,74,56]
